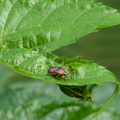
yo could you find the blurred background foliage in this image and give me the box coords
[0,0,120,119]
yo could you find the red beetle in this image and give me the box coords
[47,66,70,80]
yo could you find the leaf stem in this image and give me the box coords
[92,83,120,118]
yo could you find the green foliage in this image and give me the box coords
[0,0,120,119]
[0,0,119,85]
[0,67,120,120]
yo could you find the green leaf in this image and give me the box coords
[0,0,120,52]
[0,0,119,85]
[59,85,95,103]
[0,50,118,86]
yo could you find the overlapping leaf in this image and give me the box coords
[0,0,120,86]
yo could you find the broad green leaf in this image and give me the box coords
[0,0,119,85]
[0,0,120,52]
[0,49,118,86]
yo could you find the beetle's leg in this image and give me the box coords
[56,74,66,81]
[61,75,66,81]
[55,75,59,78]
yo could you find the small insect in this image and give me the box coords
[47,66,70,81]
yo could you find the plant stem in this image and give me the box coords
[93,83,120,118]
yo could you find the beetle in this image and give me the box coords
[47,66,70,81]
